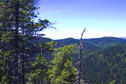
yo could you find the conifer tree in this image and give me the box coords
[29,41,57,84]
[48,44,78,84]
[0,0,51,83]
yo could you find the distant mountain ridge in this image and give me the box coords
[55,37,126,52]
[31,36,126,52]
[120,37,126,39]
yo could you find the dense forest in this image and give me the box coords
[82,44,126,84]
[0,0,126,84]
[0,0,77,84]
[55,37,126,84]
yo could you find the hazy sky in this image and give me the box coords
[38,0,126,39]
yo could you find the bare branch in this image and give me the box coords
[77,27,86,84]
[81,28,86,40]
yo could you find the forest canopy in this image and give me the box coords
[0,0,126,84]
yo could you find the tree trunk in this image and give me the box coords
[77,28,86,84]
[14,0,19,83]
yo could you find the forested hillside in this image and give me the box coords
[31,37,126,84]
[0,0,126,84]
[55,37,126,84]
[82,44,126,84]
[55,37,126,51]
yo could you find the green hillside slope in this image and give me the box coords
[82,44,126,84]
[30,37,126,84]
[55,37,126,52]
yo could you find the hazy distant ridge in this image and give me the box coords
[55,37,126,51]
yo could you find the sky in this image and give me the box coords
[37,0,126,39]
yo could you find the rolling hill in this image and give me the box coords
[55,37,126,84]
[81,44,126,84]
[55,37,126,52]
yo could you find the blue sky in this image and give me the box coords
[38,0,126,39]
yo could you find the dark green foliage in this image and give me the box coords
[0,0,51,83]
[1,0,126,83]
[29,54,49,84]
[48,44,78,84]
[55,37,126,84]
[82,44,126,84]
[0,51,14,83]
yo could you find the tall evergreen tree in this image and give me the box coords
[48,44,78,84]
[0,0,51,83]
